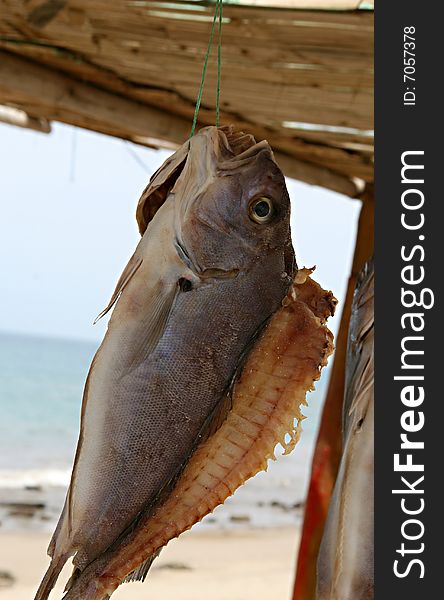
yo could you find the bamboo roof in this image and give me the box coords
[0,0,373,196]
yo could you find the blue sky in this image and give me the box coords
[0,122,360,342]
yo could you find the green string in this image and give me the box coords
[190,0,223,138]
[216,0,223,127]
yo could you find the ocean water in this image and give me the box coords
[0,331,328,529]
[0,332,95,483]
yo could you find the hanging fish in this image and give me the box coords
[35,126,334,600]
[317,260,374,600]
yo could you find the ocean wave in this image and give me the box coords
[0,468,70,488]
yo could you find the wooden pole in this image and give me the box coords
[292,185,374,600]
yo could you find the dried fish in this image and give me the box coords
[35,126,334,600]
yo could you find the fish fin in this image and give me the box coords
[136,140,190,234]
[34,554,69,600]
[123,549,162,583]
[94,253,143,323]
[125,282,178,370]
[63,567,81,593]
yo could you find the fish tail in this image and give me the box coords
[34,555,68,600]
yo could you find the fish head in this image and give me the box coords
[173,126,295,278]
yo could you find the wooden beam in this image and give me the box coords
[0,51,359,196]
[0,51,191,144]
[276,152,359,197]
[292,184,374,600]
[0,104,51,133]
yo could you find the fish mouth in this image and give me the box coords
[219,125,273,162]
[174,238,239,281]
[218,140,274,173]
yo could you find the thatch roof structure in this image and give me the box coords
[0,0,373,197]
[0,5,374,598]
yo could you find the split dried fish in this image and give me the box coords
[35,126,334,600]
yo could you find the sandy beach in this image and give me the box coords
[0,526,299,600]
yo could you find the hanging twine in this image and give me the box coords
[190,0,223,138]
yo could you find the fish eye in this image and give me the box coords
[249,197,274,224]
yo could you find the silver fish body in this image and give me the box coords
[317,260,374,600]
[35,126,295,599]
